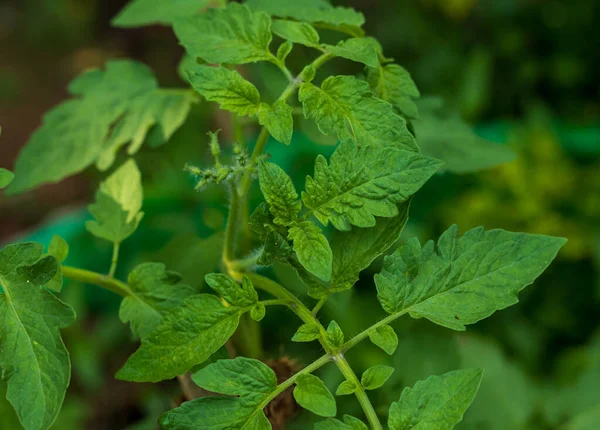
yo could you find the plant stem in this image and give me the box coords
[342,310,408,352]
[108,242,120,278]
[62,266,131,297]
[223,181,241,263]
[312,297,327,316]
[334,352,383,430]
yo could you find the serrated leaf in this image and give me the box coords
[388,368,483,430]
[361,365,394,390]
[335,380,357,396]
[271,19,320,47]
[258,161,301,226]
[368,325,398,355]
[298,75,417,151]
[8,60,194,193]
[367,64,420,119]
[257,100,294,145]
[288,221,333,282]
[112,0,211,27]
[258,225,294,266]
[173,3,273,65]
[120,263,196,338]
[86,159,144,243]
[0,168,14,189]
[329,201,410,294]
[205,273,258,308]
[375,225,567,330]
[294,373,336,417]
[315,415,368,430]
[326,320,344,348]
[45,235,69,293]
[116,294,246,382]
[0,242,76,430]
[324,38,378,68]
[185,65,261,116]
[303,140,441,231]
[292,323,321,342]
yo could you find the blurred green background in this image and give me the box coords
[1,0,599,429]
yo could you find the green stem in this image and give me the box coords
[335,353,383,430]
[342,310,408,352]
[312,297,327,316]
[62,266,131,297]
[223,182,241,263]
[108,242,120,278]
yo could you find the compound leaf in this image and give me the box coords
[294,374,336,417]
[173,3,273,65]
[388,368,483,430]
[0,243,75,430]
[303,140,441,231]
[375,225,567,330]
[112,0,211,27]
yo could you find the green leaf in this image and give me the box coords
[0,243,76,430]
[257,100,294,145]
[388,368,483,430]
[120,263,196,338]
[326,320,344,348]
[288,221,333,282]
[329,201,410,294]
[368,325,398,355]
[250,303,266,321]
[8,60,194,193]
[205,273,258,308]
[276,40,293,62]
[271,19,320,47]
[116,294,246,382]
[0,168,14,189]
[361,365,394,390]
[293,374,336,417]
[335,380,357,396]
[324,38,378,68]
[367,64,420,119]
[303,140,441,231]
[86,159,144,243]
[246,0,365,29]
[292,323,321,342]
[413,99,516,173]
[185,65,261,116]
[45,235,69,293]
[315,415,368,429]
[375,225,567,330]
[112,0,211,27]
[173,3,273,65]
[298,75,417,151]
[258,161,301,226]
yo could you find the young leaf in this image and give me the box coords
[0,168,14,189]
[86,159,144,244]
[303,140,441,231]
[294,374,337,417]
[326,320,344,348]
[324,38,379,68]
[271,19,320,47]
[375,225,567,330]
[45,235,69,293]
[0,243,76,430]
[368,325,398,355]
[315,415,368,430]
[116,294,246,382]
[250,303,266,321]
[292,323,321,342]
[205,273,259,308]
[361,365,394,390]
[298,75,417,151]
[258,161,301,226]
[257,101,294,145]
[329,201,410,294]
[288,221,333,282]
[173,3,273,65]
[388,368,484,430]
[276,40,294,62]
[335,380,357,396]
[367,64,420,119]
[112,0,211,27]
[8,60,194,193]
[185,65,261,116]
[120,263,196,338]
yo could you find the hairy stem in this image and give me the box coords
[108,242,120,278]
[334,353,383,430]
[342,310,409,352]
[223,181,241,263]
[62,266,131,297]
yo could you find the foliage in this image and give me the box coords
[0,1,569,429]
